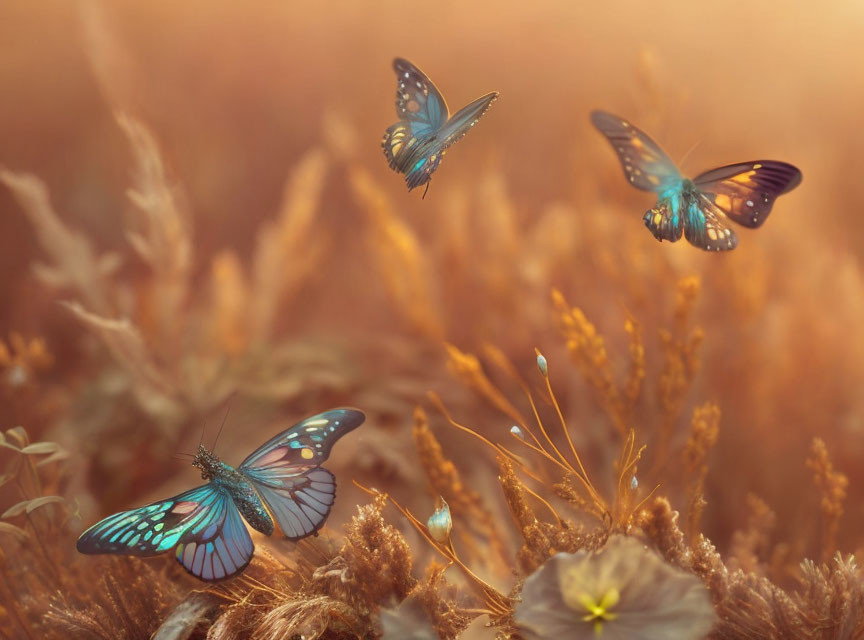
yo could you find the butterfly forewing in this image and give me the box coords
[590,110,681,192]
[76,484,222,557]
[240,408,364,469]
[693,161,802,228]
[440,92,499,151]
[393,58,448,137]
[239,408,364,540]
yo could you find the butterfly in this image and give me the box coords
[76,408,365,581]
[382,57,498,197]
[590,110,802,251]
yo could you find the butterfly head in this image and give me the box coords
[192,446,222,480]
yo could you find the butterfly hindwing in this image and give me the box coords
[242,466,337,540]
[382,122,414,173]
[684,196,738,251]
[393,58,448,137]
[239,408,364,540]
[693,161,802,228]
[590,110,681,192]
[174,490,255,581]
[643,203,684,243]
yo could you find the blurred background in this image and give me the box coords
[1,0,863,595]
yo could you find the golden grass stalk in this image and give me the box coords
[60,301,181,421]
[0,169,113,313]
[349,168,443,339]
[118,113,192,355]
[250,148,329,342]
[655,277,704,467]
[682,403,720,545]
[806,438,848,562]
[551,289,636,439]
[412,407,510,570]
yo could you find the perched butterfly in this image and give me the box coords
[382,57,498,197]
[77,408,365,581]
[590,110,802,251]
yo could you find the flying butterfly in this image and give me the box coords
[590,110,802,251]
[77,408,365,581]
[382,57,498,197]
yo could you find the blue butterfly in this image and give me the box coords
[591,110,802,251]
[382,58,498,197]
[76,408,365,581]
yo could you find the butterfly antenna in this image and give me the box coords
[198,418,207,449]
[212,396,235,453]
[422,181,430,200]
[678,138,703,171]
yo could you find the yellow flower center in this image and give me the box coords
[574,588,620,636]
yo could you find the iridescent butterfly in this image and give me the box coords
[591,110,802,251]
[77,408,364,581]
[382,57,498,197]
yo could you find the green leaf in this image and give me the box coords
[21,442,60,455]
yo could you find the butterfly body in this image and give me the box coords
[77,408,365,581]
[191,447,274,536]
[383,58,497,193]
[591,110,801,251]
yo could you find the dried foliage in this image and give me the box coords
[2,6,864,638]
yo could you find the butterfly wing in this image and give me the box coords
[382,122,415,172]
[239,408,365,541]
[683,197,739,251]
[77,484,221,557]
[693,161,802,228]
[173,491,255,581]
[590,110,682,192]
[440,91,499,151]
[643,204,684,243]
[403,152,442,192]
[77,484,255,580]
[392,58,448,137]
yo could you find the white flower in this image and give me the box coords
[515,536,716,640]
